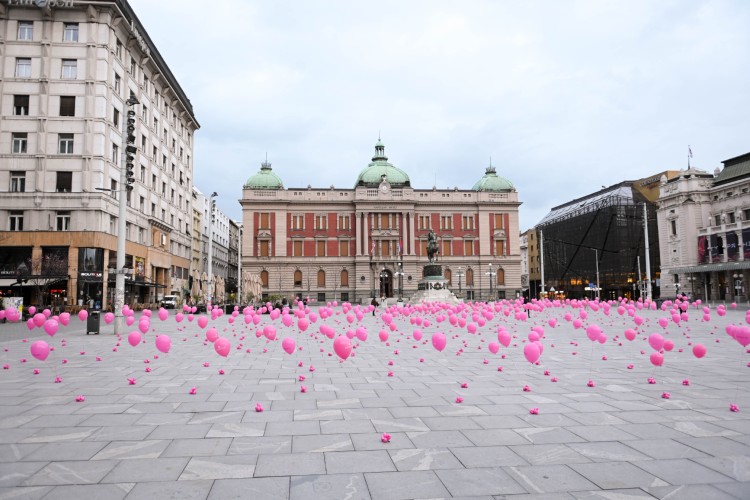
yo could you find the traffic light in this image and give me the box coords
[125,110,136,191]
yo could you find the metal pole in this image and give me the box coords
[207,193,217,306]
[594,249,600,300]
[643,203,653,301]
[237,224,242,306]
[539,229,545,299]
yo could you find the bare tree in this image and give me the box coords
[17,251,69,306]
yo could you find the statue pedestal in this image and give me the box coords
[409,264,460,304]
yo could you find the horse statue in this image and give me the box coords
[427,230,439,262]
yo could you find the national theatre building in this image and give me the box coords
[240,140,522,304]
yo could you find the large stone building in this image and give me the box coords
[657,152,750,302]
[240,140,522,304]
[0,0,198,310]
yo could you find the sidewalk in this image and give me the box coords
[0,303,748,499]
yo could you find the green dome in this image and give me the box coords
[472,166,514,191]
[245,161,283,189]
[355,140,411,188]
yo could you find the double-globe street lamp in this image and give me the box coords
[456,266,465,297]
[486,263,497,300]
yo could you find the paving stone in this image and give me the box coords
[509,444,591,465]
[513,426,586,445]
[569,461,668,489]
[407,430,474,448]
[320,419,376,434]
[0,443,43,463]
[209,477,289,499]
[90,439,171,460]
[388,447,464,471]
[645,483,741,499]
[325,450,396,473]
[569,488,655,499]
[0,462,49,487]
[21,441,107,462]
[364,470,450,500]
[633,458,735,485]
[435,467,527,496]
[624,438,710,459]
[505,464,598,493]
[254,452,326,477]
[161,437,232,457]
[565,441,651,462]
[350,432,415,451]
[692,455,750,481]
[180,455,258,480]
[0,486,54,500]
[450,445,527,467]
[205,422,265,438]
[265,420,320,436]
[290,473,368,500]
[22,460,117,486]
[126,479,214,500]
[292,434,353,453]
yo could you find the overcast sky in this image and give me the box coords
[130,0,749,231]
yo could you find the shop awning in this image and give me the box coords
[107,276,166,288]
[0,278,20,287]
[666,261,750,274]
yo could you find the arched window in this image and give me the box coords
[317,270,325,287]
[294,270,302,287]
[496,268,505,286]
[445,269,452,286]
[466,268,474,287]
[260,270,269,288]
[340,269,349,287]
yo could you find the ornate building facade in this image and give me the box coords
[0,0,198,310]
[240,140,522,304]
[657,152,750,302]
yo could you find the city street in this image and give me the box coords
[0,300,748,499]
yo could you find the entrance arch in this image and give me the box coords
[379,269,393,298]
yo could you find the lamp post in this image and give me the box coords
[594,248,601,300]
[114,91,140,335]
[674,282,680,299]
[207,192,217,307]
[237,223,243,307]
[687,274,697,300]
[456,266,465,297]
[733,273,743,301]
[379,266,387,300]
[486,263,496,300]
[394,262,404,301]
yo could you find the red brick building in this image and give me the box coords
[240,140,521,304]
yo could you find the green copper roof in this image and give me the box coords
[472,166,514,191]
[245,161,283,189]
[355,140,411,187]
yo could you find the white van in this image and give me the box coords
[160,295,178,309]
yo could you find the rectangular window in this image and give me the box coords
[16,58,31,78]
[151,202,156,215]
[714,215,721,226]
[259,213,270,229]
[494,213,505,229]
[153,116,158,131]
[339,240,349,257]
[56,211,71,231]
[59,96,75,116]
[442,240,452,256]
[115,39,122,58]
[382,241,391,256]
[494,240,506,256]
[462,215,475,230]
[162,154,167,167]
[317,240,326,256]
[293,240,303,257]
[111,144,119,165]
[114,72,121,92]
[161,182,166,195]
[18,21,33,40]
[14,95,29,116]
[113,107,120,127]
[61,59,77,79]
[728,212,736,224]
[464,240,474,256]
[670,220,677,236]
[63,23,79,42]
[56,171,72,192]
[420,240,428,256]
[260,240,270,257]
[110,179,117,197]
[291,214,303,230]
[12,133,28,154]
[315,215,327,230]
[338,214,350,230]
[9,211,23,231]
[10,172,26,192]
[419,215,430,230]
[142,106,148,123]
[139,196,145,212]
[441,215,452,230]
[58,134,74,154]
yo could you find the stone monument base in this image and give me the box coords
[409,264,460,304]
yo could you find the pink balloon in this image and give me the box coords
[127,331,142,347]
[206,327,219,343]
[648,333,664,351]
[413,329,423,341]
[663,340,674,351]
[26,318,35,330]
[498,331,511,347]
[624,329,636,341]
[586,325,602,342]
[33,313,46,328]
[28,306,37,315]
[548,318,557,328]
[692,343,707,358]
[214,337,230,357]
[155,334,171,353]
[197,316,208,329]
[126,315,136,326]
[488,342,500,354]
[658,317,669,329]
[43,319,59,337]
[523,343,540,364]
[528,331,540,342]
[282,337,296,354]
[379,330,389,342]
[333,335,352,360]
[573,319,583,329]
[735,326,750,347]
[30,340,50,361]
[264,325,277,340]
[431,332,447,352]
[633,316,644,326]
[104,312,115,324]
[59,312,70,326]
[298,318,309,332]
[649,351,664,367]
[282,315,293,327]
[175,313,184,323]
[356,327,368,341]
[158,308,169,321]
[138,320,150,334]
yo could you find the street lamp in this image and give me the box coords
[733,273,743,300]
[687,274,697,300]
[237,223,243,306]
[456,266,465,297]
[486,263,497,300]
[674,282,680,298]
[207,192,218,307]
[379,266,388,300]
[394,262,404,301]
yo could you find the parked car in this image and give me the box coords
[160,295,178,309]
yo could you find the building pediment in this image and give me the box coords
[257,230,272,238]
[494,229,506,238]
[372,229,398,237]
